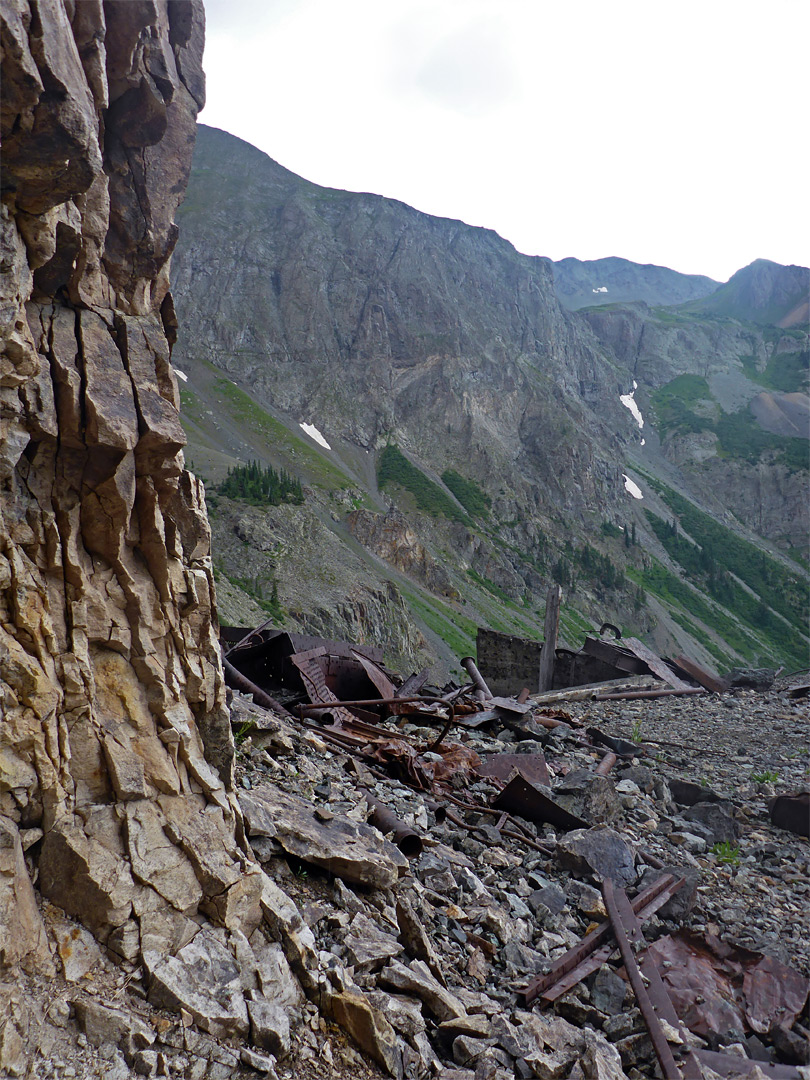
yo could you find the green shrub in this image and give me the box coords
[441,469,491,518]
[378,445,471,525]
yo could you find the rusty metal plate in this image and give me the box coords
[352,650,398,701]
[492,773,587,831]
[478,753,551,788]
[646,931,810,1039]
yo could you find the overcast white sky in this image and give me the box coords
[200,0,809,284]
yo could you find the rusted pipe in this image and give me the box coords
[460,657,493,701]
[595,751,618,776]
[594,687,705,701]
[222,655,295,718]
[359,788,423,857]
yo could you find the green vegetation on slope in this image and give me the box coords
[212,378,353,490]
[378,445,472,525]
[740,349,810,394]
[650,375,807,470]
[218,461,303,506]
[643,510,803,666]
[441,470,491,519]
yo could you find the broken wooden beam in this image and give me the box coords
[537,585,562,692]
[622,637,691,690]
[671,655,726,693]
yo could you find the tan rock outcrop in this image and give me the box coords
[0,0,242,974]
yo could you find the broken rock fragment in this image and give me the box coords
[144,929,249,1039]
[555,826,637,887]
[240,785,407,889]
[553,768,624,825]
[380,959,467,1021]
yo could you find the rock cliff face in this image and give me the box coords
[0,0,241,980]
[552,256,718,311]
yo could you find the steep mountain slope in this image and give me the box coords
[552,256,718,311]
[171,125,809,675]
[682,258,810,327]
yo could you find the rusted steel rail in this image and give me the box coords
[602,879,683,1080]
[520,873,683,1005]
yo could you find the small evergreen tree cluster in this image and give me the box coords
[218,461,304,506]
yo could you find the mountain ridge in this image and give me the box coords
[171,124,809,677]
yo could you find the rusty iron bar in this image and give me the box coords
[460,656,493,701]
[533,873,687,1005]
[221,654,296,719]
[521,873,679,1005]
[594,687,706,701]
[602,879,682,1080]
[426,702,456,753]
[358,788,424,857]
[595,751,618,776]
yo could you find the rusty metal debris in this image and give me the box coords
[492,772,588,832]
[601,877,693,1079]
[646,931,810,1040]
[223,614,807,1075]
[520,873,685,1005]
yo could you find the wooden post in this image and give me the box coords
[538,585,562,692]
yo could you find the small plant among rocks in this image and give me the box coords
[751,769,779,784]
[711,840,741,866]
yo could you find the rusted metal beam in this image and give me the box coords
[601,878,683,1080]
[538,585,562,692]
[672,654,726,693]
[520,873,682,1005]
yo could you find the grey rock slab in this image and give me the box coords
[681,801,740,845]
[325,986,404,1079]
[554,769,624,825]
[0,815,52,972]
[365,990,426,1036]
[343,911,403,970]
[145,929,249,1039]
[590,964,627,1015]
[555,826,637,887]
[125,800,202,914]
[637,865,700,921]
[250,933,304,1007]
[380,959,467,1021]
[247,998,290,1057]
[74,999,155,1052]
[241,786,407,890]
[567,1033,630,1079]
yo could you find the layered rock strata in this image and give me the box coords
[0,0,264,1021]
